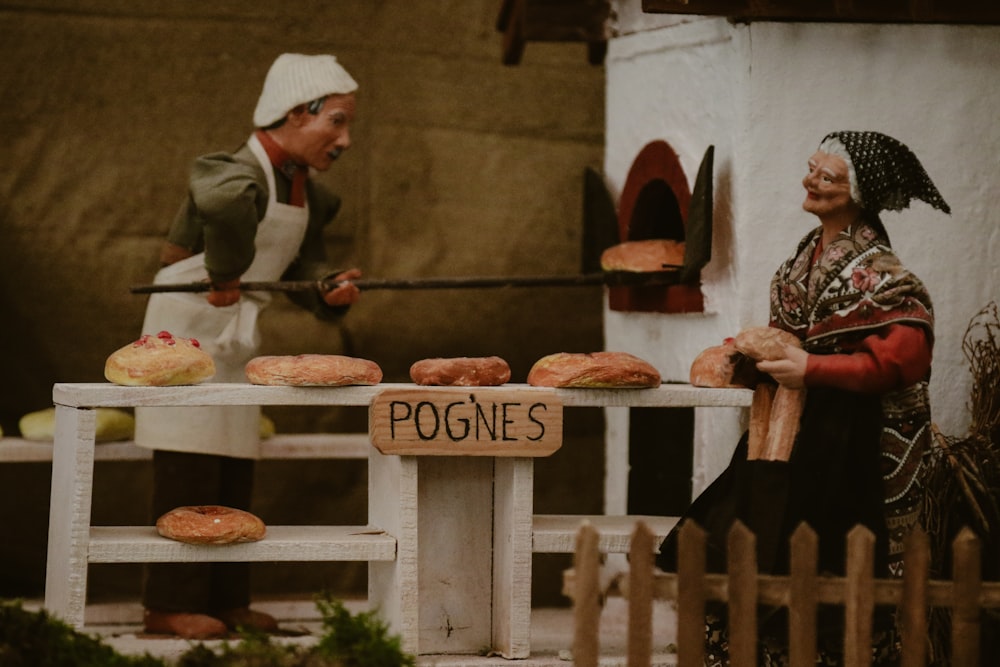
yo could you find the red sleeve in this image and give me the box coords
[804,324,931,394]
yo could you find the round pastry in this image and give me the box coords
[245,354,383,386]
[733,327,802,361]
[104,331,215,386]
[156,505,266,545]
[19,407,135,442]
[527,351,661,388]
[600,239,685,272]
[689,340,761,388]
[410,356,511,386]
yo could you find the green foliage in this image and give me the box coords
[0,596,415,667]
[174,632,308,667]
[172,595,414,666]
[312,595,415,667]
[0,599,164,667]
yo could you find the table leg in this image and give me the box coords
[492,457,534,658]
[44,405,97,628]
[369,451,420,653]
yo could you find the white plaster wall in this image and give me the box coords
[602,7,1000,511]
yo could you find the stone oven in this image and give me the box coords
[600,2,1000,517]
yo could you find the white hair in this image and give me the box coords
[817,136,861,205]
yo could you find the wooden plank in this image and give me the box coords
[259,433,371,459]
[951,528,981,667]
[368,451,420,654]
[87,525,396,562]
[900,526,929,667]
[627,521,655,667]
[572,522,601,667]
[499,0,527,65]
[53,382,753,410]
[844,526,875,667]
[44,405,97,628]
[677,520,707,667]
[0,433,371,462]
[788,523,819,667]
[522,0,611,41]
[532,514,677,553]
[492,457,534,658]
[416,457,495,653]
[727,521,758,666]
[369,388,562,456]
[640,0,1000,23]
[650,570,1000,608]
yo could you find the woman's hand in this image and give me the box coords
[322,268,362,307]
[755,344,808,389]
[207,279,241,307]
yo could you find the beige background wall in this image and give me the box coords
[0,1,607,604]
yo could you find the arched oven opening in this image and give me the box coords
[608,140,712,313]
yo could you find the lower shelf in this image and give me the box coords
[85,515,675,564]
[1,434,371,463]
[87,525,396,563]
[531,514,678,553]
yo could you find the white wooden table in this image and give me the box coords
[44,381,750,658]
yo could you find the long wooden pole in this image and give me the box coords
[129,269,684,294]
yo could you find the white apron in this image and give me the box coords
[135,134,310,458]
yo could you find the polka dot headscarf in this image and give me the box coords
[822,131,951,215]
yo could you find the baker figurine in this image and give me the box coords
[135,53,362,639]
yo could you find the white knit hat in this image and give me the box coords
[253,53,358,127]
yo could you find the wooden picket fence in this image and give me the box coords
[567,520,1000,667]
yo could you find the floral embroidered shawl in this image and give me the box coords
[769,220,933,352]
[768,218,933,563]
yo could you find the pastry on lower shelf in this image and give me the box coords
[156,505,266,545]
[18,407,135,442]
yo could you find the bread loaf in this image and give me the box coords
[746,384,775,459]
[600,239,685,272]
[245,354,382,386]
[689,341,760,388]
[156,505,265,545]
[733,327,801,361]
[527,351,661,388]
[104,331,215,386]
[763,386,807,461]
[410,356,511,386]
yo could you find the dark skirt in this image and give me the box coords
[657,386,888,576]
[655,387,896,664]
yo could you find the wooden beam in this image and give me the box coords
[641,0,1000,24]
[497,0,610,65]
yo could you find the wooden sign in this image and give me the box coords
[369,388,562,456]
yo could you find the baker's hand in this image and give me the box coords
[208,279,241,307]
[322,268,362,307]
[755,344,808,389]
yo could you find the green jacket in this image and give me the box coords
[165,142,348,319]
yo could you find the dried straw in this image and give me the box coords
[920,302,1000,664]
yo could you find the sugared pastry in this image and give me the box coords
[104,331,215,386]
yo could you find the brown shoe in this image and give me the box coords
[143,608,228,639]
[215,606,279,633]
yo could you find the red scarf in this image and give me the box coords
[254,130,307,207]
